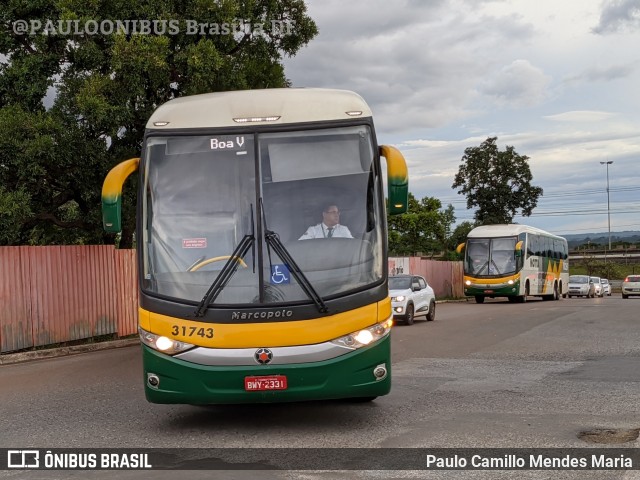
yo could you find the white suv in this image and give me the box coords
[389,275,436,325]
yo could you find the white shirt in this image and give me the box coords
[298,223,353,240]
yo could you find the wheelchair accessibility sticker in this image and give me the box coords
[270,265,290,284]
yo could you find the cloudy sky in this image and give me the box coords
[283,0,640,236]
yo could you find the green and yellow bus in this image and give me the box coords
[102,88,408,403]
[457,224,568,303]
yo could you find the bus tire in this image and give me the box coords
[475,295,485,304]
[518,283,529,303]
[404,303,414,325]
[553,282,560,301]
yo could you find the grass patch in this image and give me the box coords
[570,262,640,280]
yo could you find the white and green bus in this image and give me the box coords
[457,224,569,303]
[102,88,409,404]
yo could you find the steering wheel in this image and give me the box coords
[188,256,248,272]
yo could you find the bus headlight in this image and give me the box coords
[331,317,393,349]
[139,327,195,355]
[465,280,471,286]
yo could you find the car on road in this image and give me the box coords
[590,276,604,297]
[622,275,640,299]
[389,275,436,325]
[601,278,612,296]
[567,275,595,298]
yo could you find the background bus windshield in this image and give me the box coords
[465,237,517,276]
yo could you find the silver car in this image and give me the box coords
[567,275,595,298]
[601,278,612,296]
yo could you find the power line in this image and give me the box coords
[548,222,640,234]
[437,185,639,203]
[541,186,640,198]
[526,208,640,216]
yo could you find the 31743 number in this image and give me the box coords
[171,325,214,338]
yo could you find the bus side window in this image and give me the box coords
[535,235,543,257]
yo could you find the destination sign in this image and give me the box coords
[210,135,247,151]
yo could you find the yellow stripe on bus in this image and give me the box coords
[139,298,391,348]
[463,273,521,285]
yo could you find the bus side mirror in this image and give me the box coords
[456,243,465,254]
[514,240,524,257]
[380,145,408,215]
[102,158,140,233]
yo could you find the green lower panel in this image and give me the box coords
[142,336,391,404]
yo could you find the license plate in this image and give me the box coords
[244,375,288,391]
[484,289,494,294]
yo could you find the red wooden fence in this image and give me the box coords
[0,247,463,354]
[0,246,137,353]
[389,257,465,298]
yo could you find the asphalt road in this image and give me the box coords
[2,295,640,480]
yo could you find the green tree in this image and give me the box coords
[0,1,317,246]
[440,220,475,260]
[451,136,543,225]
[388,193,456,256]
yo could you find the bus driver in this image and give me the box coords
[299,204,353,240]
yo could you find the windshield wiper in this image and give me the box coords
[490,259,502,275]
[261,201,327,313]
[193,234,255,317]
[193,206,255,317]
[474,260,489,275]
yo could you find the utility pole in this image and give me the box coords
[600,161,613,251]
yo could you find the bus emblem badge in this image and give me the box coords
[255,348,273,365]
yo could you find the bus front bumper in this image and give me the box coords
[141,335,391,404]
[464,281,520,297]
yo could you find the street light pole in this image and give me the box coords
[600,161,613,251]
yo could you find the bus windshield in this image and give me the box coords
[465,237,517,276]
[141,125,384,306]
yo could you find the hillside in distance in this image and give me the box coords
[562,231,640,248]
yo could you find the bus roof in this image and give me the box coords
[467,224,566,240]
[146,88,373,129]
